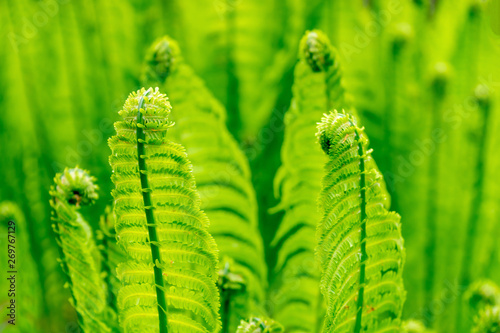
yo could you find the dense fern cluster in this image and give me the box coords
[1,1,499,333]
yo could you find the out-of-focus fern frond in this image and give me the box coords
[109,87,221,333]
[142,38,266,332]
[472,306,500,333]
[401,320,435,333]
[316,111,405,332]
[50,167,115,332]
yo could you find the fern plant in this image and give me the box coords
[108,87,221,333]
[142,37,267,332]
[50,167,115,332]
[316,111,406,332]
[270,29,348,332]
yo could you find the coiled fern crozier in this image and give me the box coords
[50,168,114,332]
[108,87,221,333]
[316,111,405,332]
[142,37,266,332]
[271,29,347,332]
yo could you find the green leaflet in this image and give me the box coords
[0,202,43,332]
[270,30,347,333]
[50,168,114,332]
[142,38,266,332]
[236,317,284,333]
[316,111,405,333]
[109,87,221,333]
[97,206,126,313]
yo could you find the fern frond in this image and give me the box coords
[109,87,221,333]
[49,167,114,332]
[271,30,349,332]
[316,111,405,333]
[142,38,266,332]
[0,202,43,332]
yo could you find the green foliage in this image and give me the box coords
[50,167,115,332]
[109,88,221,333]
[402,320,435,333]
[473,306,500,333]
[1,1,500,332]
[316,111,405,332]
[236,317,284,333]
[142,37,267,332]
[270,30,348,332]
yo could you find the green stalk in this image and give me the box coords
[354,127,367,333]
[457,86,491,331]
[136,92,169,333]
[424,64,448,325]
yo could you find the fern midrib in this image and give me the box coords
[136,96,169,333]
[353,127,367,333]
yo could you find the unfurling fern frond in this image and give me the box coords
[109,87,221,333]
[142,38,266,332]
[236,317,284,333]
[50,167,114,332]
[316,111,405,332]
[0,202,43,332]
[270,30,348,332]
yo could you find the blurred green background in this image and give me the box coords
[1,0,500,332]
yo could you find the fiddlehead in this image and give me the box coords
[270,30,349,332]
[109,87,221,333]
[316,111,405,332]
[50,167,114,332]
[142,38,266,332]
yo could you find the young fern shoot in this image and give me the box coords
[142,37,266,332]
[271,29,348,332]
[108,88,221,333]
[316,111,405,333]
[50,168,114,332]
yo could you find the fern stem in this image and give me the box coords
[457,89,491,331]
[354,127,367,333]
[136,94,169,333]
